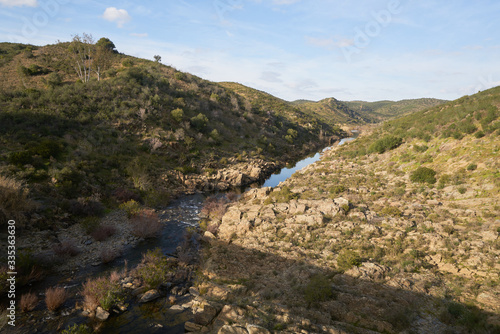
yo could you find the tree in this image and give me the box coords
[154,55,161,63]
[93,43,113,81]
[68,33,94,83]
[96,37,117,53]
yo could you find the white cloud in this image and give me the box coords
[0,0,37,7]
[102,7,131,28]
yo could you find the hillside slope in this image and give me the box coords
[195,88,500,333]
[0,41,344,230]
[344,98,448,123]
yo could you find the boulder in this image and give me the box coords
[192,298,223,326]
[218,325,249,334]
[95,307,110,321]
[246,324,271,334]
[139,289,160,303]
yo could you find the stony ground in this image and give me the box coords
[195,131,500,333]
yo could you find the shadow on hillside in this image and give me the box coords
[0,110,84,141]
[202,238,500,334]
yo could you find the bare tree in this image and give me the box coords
[93,44,113,81]
[68,33,94,83]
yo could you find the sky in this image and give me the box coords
[1,0,500,102]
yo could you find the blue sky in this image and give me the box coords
[1,0,500,102]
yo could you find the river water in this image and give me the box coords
[262,130,359,188]
[14,132,358,333]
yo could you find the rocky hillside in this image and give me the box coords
[194,88,500,333]
[344,98,448,123]
[292,97,372,125]
[0,41,344,231]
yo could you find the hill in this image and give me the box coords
[196,87,500,333]
[0,40,344,231]
[292,97,372,125]
[344,98,448,122]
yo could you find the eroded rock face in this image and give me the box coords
[191,297,223,326]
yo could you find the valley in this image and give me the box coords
[0,41,498,334]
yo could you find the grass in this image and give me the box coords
[20,292,38,312]
[130,209,162,238]
[90,224,117,241]
[52,240,81,257]
[45,286,68,311]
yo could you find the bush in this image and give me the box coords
[119,199,141,218]
[171,108,184,122]
[0,175,33,227]
[410,167,437,184]
[45,286,68,311]
[133,248,174,289]
[190,113,209,131]
[328,185,346,195]
[337,250,362,271]
[100,247,121,264]
[368,135,403,154]
[467,163,477,171]
[201,196,227,221]
[20,292,38,312]
[61,324,92,334]
[303,273,333,306]
[113,187,141,204]
[90,224,117,241]
[130,209,162,238]
[53,240,81,257]
[380,206,402,217]
[82,273,123,311]
[69,198,105,217]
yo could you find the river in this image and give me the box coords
[10,132,358,333]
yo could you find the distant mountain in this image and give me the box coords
[344,98,448,122]
[292,97,372,125]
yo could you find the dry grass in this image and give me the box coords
[130,209,162,238]
[45,286,68,311]
[201,196,228,221]
[100,247,121,264]
[52,240,81,257]
[20,292,38,312]
[90,224,117,241]
[0,175,33,226]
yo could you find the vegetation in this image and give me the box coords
[45,286,68,311]
[410,167,437,184]
[0,40,343,232]
[82,272,124,311]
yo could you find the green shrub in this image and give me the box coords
[466,163,477,171]
[368,135,403,154]
[380,206,402,217]
[122,59,134,67]
[328,185,345,195]
[82,273,124,311]
[190,113,209,131]
[413,144,428,152]
[133,248,174,289]
[303,274,333,306]
[119,200,141,218]
[337,249,362,271]
[61,324,92,334]
[171,108,184,122]
[410,167,437,184]
[271,186,298,203]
